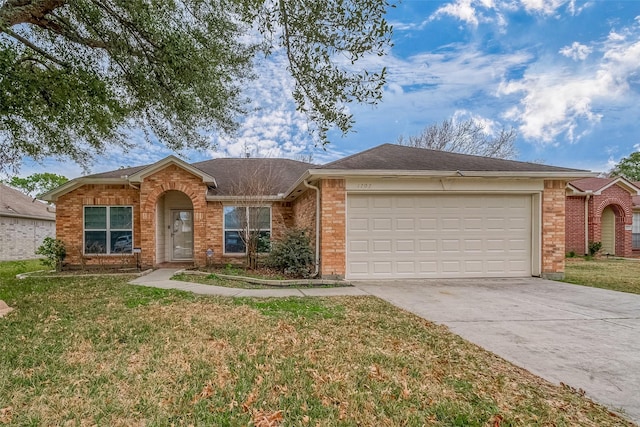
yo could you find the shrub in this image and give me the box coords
[588,241,602,256]
[264,228,314,278]
[36,237,66,271]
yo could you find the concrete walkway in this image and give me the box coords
[129,269,369,297]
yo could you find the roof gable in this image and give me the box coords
[568,177,640,195]
[127,155,216,185]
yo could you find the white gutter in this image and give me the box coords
[585,193,591,255]
[303,180,320,277]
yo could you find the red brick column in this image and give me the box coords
[542,180,566,280]
[319,179,346,278]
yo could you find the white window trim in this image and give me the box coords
[223,205,272,255]
[83,206,134,255]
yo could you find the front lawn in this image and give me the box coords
[564,258,640,294]
[0,260,634,426]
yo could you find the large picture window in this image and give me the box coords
[224,206,271,254]
[84,206,133,254]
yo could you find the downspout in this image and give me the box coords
[584,193,591,255]
[303,180,320,277]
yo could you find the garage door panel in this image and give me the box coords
[349,240,368,253]
[373,218,392,230]
[347,194,532,279]
[373,240,392,252]
[396,240,415,252]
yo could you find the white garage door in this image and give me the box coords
[346,194,532,279]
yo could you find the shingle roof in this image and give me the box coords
[192,158,314,196]
[321,143,585,172]
[0,184,55,220]
[569,177,616,192]
[87,165,148,179]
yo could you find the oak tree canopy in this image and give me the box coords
[0,0,392,170]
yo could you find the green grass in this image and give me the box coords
[0,260,634,426]
[563,258,640,294]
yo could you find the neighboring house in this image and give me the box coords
[42,144,593,279]
[0,184,56,261]
[565,177,640,257]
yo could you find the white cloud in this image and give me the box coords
[432,0,480,27]
[559,42,592,61]
[499,20,640,144]
[519,0,571,15]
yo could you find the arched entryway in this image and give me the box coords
[601,206,616,255]
[156,190,194,263]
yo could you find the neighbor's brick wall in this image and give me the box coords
[542,180,566,279]
[589,185,633,257]
[0,216,55,261]
[56,184,140,266]
[565,196,586,255]
[319,179,346,278]
[139,165,208,266]
[565,184,634,258]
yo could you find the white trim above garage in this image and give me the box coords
[346,192,539,279]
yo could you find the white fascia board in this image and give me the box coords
[306,169,598,179]
[127,155,217,186]
[282,169,597,200]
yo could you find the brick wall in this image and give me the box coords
[542,180,566,279]
[292,188,317,254]
[319,179,346,278]
[56,184,140,267]
[139,165,208,266]
[0,216,55,261]
[589,185,633,257]
[565,184,634,258]
[565,196,586,255]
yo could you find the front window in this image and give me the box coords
[84,206,133,254]
[633,212,640,249]
[224,206,271,254]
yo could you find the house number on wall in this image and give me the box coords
[356,183,373,189]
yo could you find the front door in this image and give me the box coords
[601,206,615,255]
[171,210,193,260]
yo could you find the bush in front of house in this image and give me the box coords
[36,237,66,271]
[264,228,314,278]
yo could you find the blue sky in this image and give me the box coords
[15,0,640,179]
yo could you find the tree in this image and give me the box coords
[611,152,640,181]
[0,0,392,171]
[397,118,517,159]
[4,172,68,197]
[228,162,283,269]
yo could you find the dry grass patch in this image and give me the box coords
[0,260,635,426]
[564,258,640,294]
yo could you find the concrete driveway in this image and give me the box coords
[354,278,640,423]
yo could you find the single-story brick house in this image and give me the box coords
[565,177,640,257]
[0,183,56,261]
[42,144,593,279]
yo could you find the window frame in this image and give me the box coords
[633,211,640,249]
[223,205,272,255]
[83,206,134,255]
